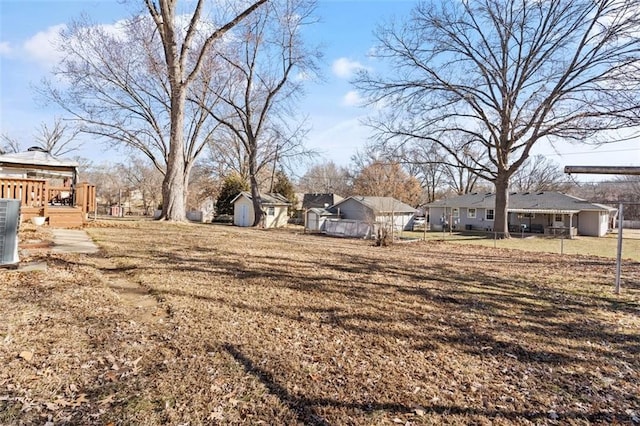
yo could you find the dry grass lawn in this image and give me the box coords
[1,220,639,425]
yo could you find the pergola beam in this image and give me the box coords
[564,166,640,175]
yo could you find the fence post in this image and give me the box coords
[615,203,624,294]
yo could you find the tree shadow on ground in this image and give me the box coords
[223,343,636,424]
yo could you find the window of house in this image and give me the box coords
[486,209,494,220]
[452,208,459,218]
[555,213,563,222]
[467,208,476,218]
[267,207,275,216]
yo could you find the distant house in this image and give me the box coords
[319,196,417,238]
[425,192,617,237]
[232,192,291,228]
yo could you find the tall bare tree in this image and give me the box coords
[43,0,267,221]
[357,0,640,237]
[34,118,81,157]
[199,0,320,226]
[1,118,81,157]
[297,161,352,195]
[509,155,572,193]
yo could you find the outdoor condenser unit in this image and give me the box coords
[0,199,20,266]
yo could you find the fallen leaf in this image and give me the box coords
[414,406,426,416]
[54,398,71,407]
[19,351,33,362]
[99,395,115,406]
[73,394,88,406]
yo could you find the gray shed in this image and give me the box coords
[305,207,341,232]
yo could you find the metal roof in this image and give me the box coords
[425,192,616,213]
[0,149,79,169]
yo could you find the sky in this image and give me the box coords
[1,0,639,181]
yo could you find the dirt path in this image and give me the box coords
[100,265,169,324]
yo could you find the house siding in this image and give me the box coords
[264,205,289,228]
[375,213,414,231]
[578,211,607,237]
[332,198,375,223]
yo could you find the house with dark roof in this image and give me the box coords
[231,192,291,228]
[425,192,617,237]
[302,193,343,210]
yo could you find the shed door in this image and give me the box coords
[239,204,250,227]
[308,212,318,230]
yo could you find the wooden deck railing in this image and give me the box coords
[0,178,49,208]
[0,178,96,216]
[75,182,97,215]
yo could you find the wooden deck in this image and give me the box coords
[1,178,96,228]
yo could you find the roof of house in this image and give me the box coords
[231,191,291,206]
[307,207,341,216]
[302,193,343,209]
[425,192,616,214]
[332,196,417,214]
[0,148,79,169]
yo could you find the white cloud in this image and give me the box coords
[342,90,363,107]
[303,115,371,168]
[23,24,66,67]
[0,41,12,56]
[332,57,369,79]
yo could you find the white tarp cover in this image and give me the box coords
[324,219,376,238]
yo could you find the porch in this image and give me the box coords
[0,177,96,228]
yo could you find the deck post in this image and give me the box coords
[43,180,49,218]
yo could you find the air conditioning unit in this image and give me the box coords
[0,199,21,266]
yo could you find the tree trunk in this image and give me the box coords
[248,142,263,227]
[183,160,194,211]
[493,173,510,238]
[161,87,187,221]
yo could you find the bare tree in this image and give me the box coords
[0,134,22,155]
[199,0,321,226]
[509,155,572,193]
[297,161,352,195]
[34,118,82,157]
[43,0,267,221]
[357,0,640,237]
[2,118,81,157]
[440,147,489,196]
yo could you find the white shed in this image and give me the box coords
[232,192,291,228]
